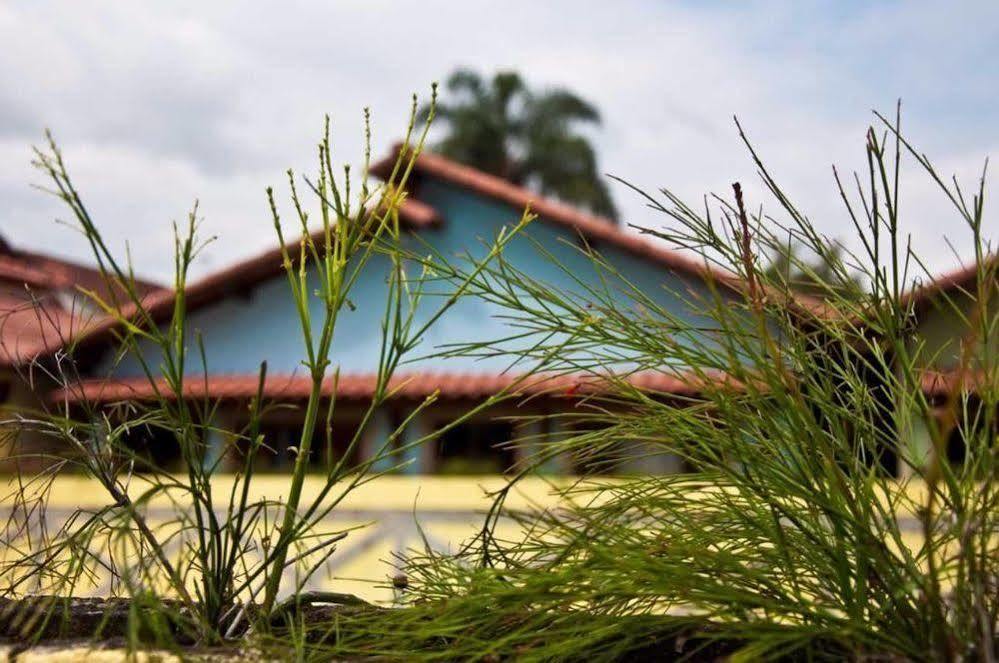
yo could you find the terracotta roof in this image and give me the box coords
[49,370,733,405]
[0,254,60,290]
[0,289,95,366]
[902,254,997,313]
[370,144,845,324]
[10,248,164,300]
[67,196,443,355]
[0,245,166,367]
[65,143,834,361]
[386,196,443,229]
[920,369,992,398]
[371,144,742,287]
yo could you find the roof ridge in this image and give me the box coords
[60,143,835,362]
[12,247,165,294]
[0,253,68,289]
[51,368,731,404]
[901,253,998,310]
[370,143,740,286]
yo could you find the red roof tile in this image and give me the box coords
[67,196,443,356]
[0,243,165,367]
[902,254,997,312]
[65,143,837,362]
[49,370,733,405]
[0,254,62,290]
[389,196,443,229]
[0,289,95,366]
[11,248,164,300]
[920,369,992,398]
[371,144,741,287]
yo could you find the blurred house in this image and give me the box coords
[0,237,165,466]
[898,257,998,471]
[3,147,992,476]
[4,147,752,474]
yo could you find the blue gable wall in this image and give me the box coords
[98,176,737,378]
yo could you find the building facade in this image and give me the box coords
[4,146,992,477]
[8,147,750,475]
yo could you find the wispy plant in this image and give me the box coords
[277,109,998,661]
[0,89,533,644]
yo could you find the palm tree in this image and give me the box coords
[418,69,619,221]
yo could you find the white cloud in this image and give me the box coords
[0,0,994,283]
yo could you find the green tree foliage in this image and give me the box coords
[418,68,619,221]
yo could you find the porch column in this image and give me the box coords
[399,410,437,475]
[513,419,542,472]
[518,416,572,475]
[544,416,574,475]
[204,428,225,471]
[203,408,238,472]
[363,407,396,473]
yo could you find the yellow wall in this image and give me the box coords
[1,474,575,603]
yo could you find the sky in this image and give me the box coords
[1,1,996,284]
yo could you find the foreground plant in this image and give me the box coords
[0,90,530,645]
[269,110,997,661]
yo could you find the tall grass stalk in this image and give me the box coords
[279,109,997,661]
[0,90,532,644]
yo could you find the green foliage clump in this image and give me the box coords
[0,89,524,645]
[282,109,997,661]
[3,91,996,663]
